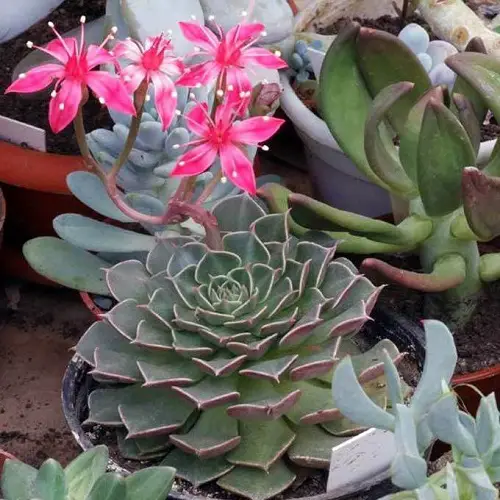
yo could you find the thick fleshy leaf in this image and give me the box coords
[172,376,240,409]
[170,406,240,458]
[356,27,431,133]
[364,81,417,197]
[192,354,247,377]
[417,99,475,217]
[34,459,66,500]
[125,466,176,500]
[65,446,109,500]
[410,320,457,418]
[119,387,194,438]
[23,237,109,295]
[462,167,500,240]
[106,260,151,303]
[117,431,171,460]
[54,214,155,253]
[453,93,481,155]
[239,355,298,383]
[211,195,266,234]
[195,251,242,283]
[399,85,448,184]
[287,424,348,469]
[251,213,288,244]
[227,419,295,471]
[86,473,126,500]
[217,461,296,500]
[318,22,387,189]
[222,232,270,265]
[162,449,233,487]
[67,172,134,223]
[1,459,37,500]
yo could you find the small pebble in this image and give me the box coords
[398,23,430,55]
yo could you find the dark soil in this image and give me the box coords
[0,281,93,466]
[0,0,110,154]
[367,250,500,375]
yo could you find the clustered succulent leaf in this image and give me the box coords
[74,193,403,500]
[332,320,500,500]
[262,22,500,329]
[0,445,175,500]
[86,86,209,194]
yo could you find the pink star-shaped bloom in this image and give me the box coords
[5,18,136,133]
[171,101,285,194]
[176,21,287,105]
[114,35,184,130]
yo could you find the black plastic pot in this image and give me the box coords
[62,305,426,500]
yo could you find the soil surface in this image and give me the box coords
[364,250,500,375]
[0,281,93,466]
[0,0,110,154]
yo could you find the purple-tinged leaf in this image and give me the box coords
[172,376,240,410]
[226,334,278,360]
[239,355,298,383]
[170,406,241,459]
[192,355,248,377]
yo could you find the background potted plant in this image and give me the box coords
[0,445,176,499]
[263,23,500,400]
[279,0,500,217]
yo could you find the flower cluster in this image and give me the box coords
[6,15,287,194]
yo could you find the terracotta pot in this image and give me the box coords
[80,291,105,320]
[0,141,92,282]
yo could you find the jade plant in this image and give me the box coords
[74,193,405,500]
[1,445,176,499]
[262,23,500,329]
[332,320,500,499]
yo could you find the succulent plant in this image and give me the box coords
[261,22,500,330]
[86,85,210,194]
[288,39,323,83]
[398,23,458,88]
[0,445,176,500]
[332,320,500,500]
[73,193,404,500]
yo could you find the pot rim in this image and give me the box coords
[279,73,497,164]
[61,355,397,500]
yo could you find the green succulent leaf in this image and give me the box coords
[1,459,37,500]
[86,473,126,500]
[318,22,388,189]
[34,459,67,500]
[125,467,176,500]
[417,99,476,217]
[356,27,431,134]
[23,237,110,295]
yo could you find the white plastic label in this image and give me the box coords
[0,115,46,152]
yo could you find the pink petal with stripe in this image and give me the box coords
[176,61,220,87]
[151,72,177,130]
[241,47,288,69]
[6,64,63,94]
[179,22,219,52]
[171,143,218,176]
[86,71,136,116]
[48,79,82,133]
[185,103,211,137]
[230,116,285,145]
[220,144,256,194]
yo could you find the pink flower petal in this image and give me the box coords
[45,38,76,63]
[5,64,63,94]
[176,61,220,87]
[226,22,264,46]
[171,142,218,177]
[179,22,219,53]
[220,144,256,195]
[48,79,82,133]
[86,45,115,69]
[224,67,252,110]
[159,56,184,77]
[145,35,172,52]
[185,103,212,137]
[86,71,136,116]
[120,64,147,93]
[114,39,143,63]
[240,47,288,69]
[150,72,177,130]
[230,116,285,145]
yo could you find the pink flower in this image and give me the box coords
[115,34,184,130]
[176,21,287,105]
[171,101,284,194]
[5,18,136,133]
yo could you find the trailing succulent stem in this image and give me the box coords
[262,23,500,330]
[74,194,406,500]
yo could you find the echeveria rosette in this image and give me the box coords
[5,18,135,133]
[75,194,402,500]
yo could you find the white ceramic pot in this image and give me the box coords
[280,72,497,217]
